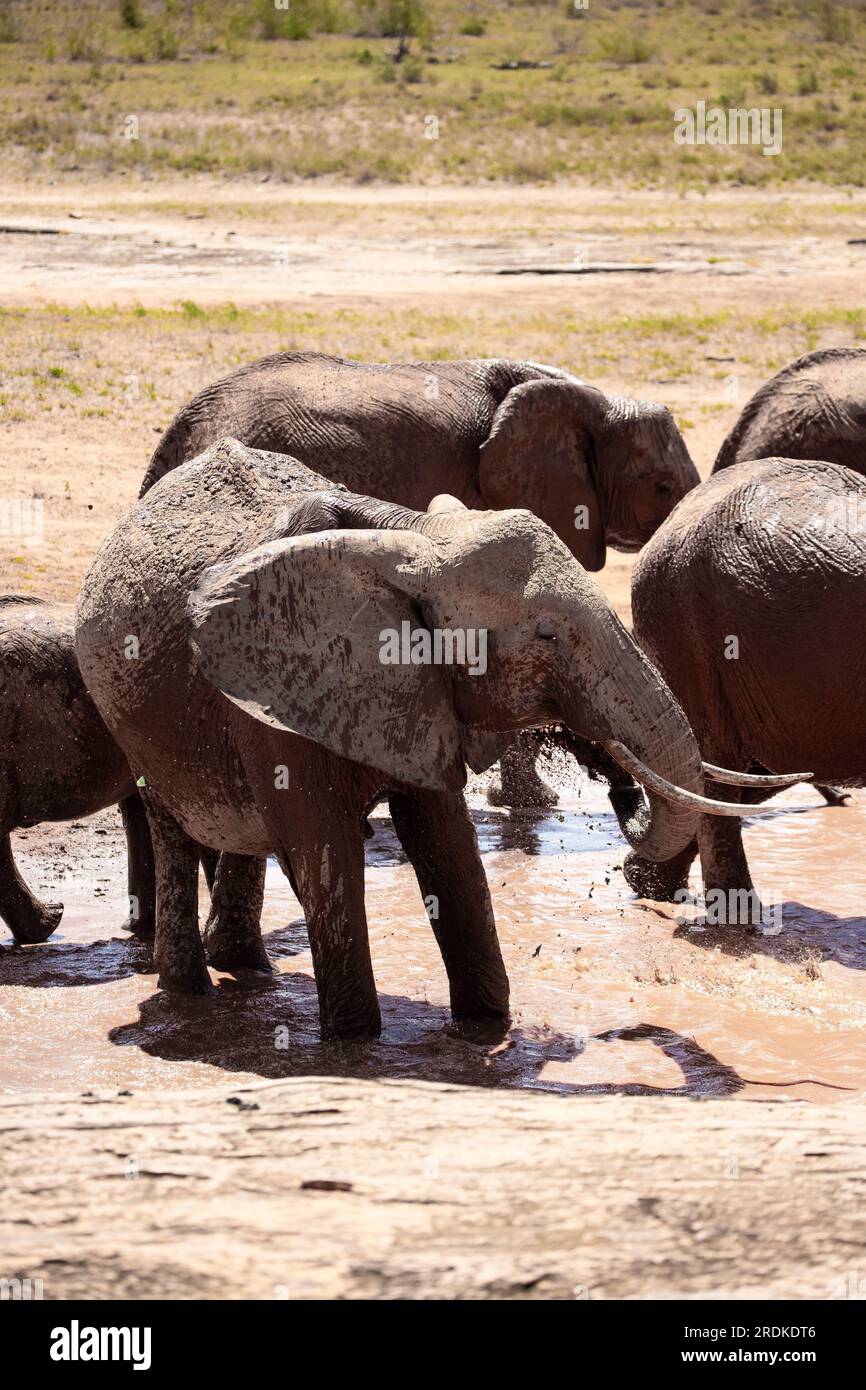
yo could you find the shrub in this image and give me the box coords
[357,0,433,43]
[0,0,17,42]
[816,2,854,44]
[119,0,144,30]
[256,0,347,41]
[596,28,654,64]
[401,56,424,81]
[67,24,107,63]
[152,24,180,61]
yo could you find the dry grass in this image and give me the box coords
[1,0,865,186]
[2,297,865,433]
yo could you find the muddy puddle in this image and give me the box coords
[3,775,865,1102]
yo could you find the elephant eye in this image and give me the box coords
[655,479,675,497]
[535,619,557,640]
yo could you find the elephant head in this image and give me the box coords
[187,491,770,865]
[478,377,698,571]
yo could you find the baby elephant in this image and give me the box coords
[76,438,787,1039]
[0,595,154,941]
[625,457,865,917]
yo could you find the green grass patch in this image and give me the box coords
[2,295,864,432]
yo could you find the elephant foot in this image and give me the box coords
[156,942,214,996]
[449,970,511,1029]
[120,909,155,939]
[817,784,852,807]
[623,851,690,903]
[204,927,273,976]
[449,1010,511,1046]
[9,898,64,945]
[157,964,214,996]
[487,770,559,809]
[319,1001,382,1042]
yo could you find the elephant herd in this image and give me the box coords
[2,346,865,1039]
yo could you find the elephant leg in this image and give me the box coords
[817,784,852,807]
[269,794,379,1041]
[199,846,220,893]
[697,786,763,931]
[202,853,270,974]
[119,793,155,937]
[487,736,558,809]
[0,830,63,943]
[623,840,698,903]
[389,787,510,1025]
[141,791,211,995]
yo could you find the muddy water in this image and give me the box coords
[3,778,865,1102]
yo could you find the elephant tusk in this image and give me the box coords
[701,762,812,788]
[427,493,468,514]
[604,742,788,817]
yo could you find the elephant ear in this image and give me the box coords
[478,378,607,571]
[187,529,466,793]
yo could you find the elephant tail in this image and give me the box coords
[0,593,49,609]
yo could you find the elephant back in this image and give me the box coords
[713,348,866,477]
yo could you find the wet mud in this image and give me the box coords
[4,773,864,1104]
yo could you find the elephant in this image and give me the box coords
[714,345,866,807]
[75,437,797,1037]
[142,352,699,808]
[0,595,155,942]
[624,456,864,920]
[714,347,866,478]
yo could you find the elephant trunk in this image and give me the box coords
[557,616,704,862]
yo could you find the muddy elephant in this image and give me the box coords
[143,352,699,807]
[624,457,863,918]
[714,347,866,477]
[714,345,866,808]
[0,595,155,942]
[76,438,791,1037]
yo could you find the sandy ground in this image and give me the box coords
[5,1076,866,1301]
[2,179,865,1299]
[4,182,864,309]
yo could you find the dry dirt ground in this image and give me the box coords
[2,178,866,1299]
[4,1076,866,1301]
